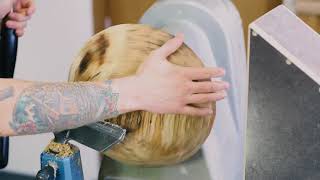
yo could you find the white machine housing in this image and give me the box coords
[141,0,247,179]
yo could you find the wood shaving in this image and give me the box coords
[45,141,75,157]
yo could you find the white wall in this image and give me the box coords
[2,0,101,179]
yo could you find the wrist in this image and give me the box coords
[110,76,142,114]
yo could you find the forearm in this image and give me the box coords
[0,77,139,136]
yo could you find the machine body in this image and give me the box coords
[37,146,84,180]
[246,6,320,180]
[36,122,126,180]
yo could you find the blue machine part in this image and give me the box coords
[40,146,84,180]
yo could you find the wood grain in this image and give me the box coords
[69,24,216,166]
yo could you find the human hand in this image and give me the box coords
[0,0,12,19]
[132,34,229,116]
[6,0,35,37]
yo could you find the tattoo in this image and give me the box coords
[10,81,119,135]
[0,86,14,101]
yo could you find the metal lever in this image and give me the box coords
[35,165,55,180]
[0,14,18,169]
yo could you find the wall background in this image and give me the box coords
[93,0,320,40]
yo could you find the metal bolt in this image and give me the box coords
[252,31,258,37]
[179,166,188,175]
[285,59,292,65]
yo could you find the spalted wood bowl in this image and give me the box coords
[69,24,215,166]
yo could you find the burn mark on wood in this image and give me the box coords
[88,72,101,81]
[128,28,138,32]
[146,40,162,47]
[79,51,92,75]
[96,35,109,64]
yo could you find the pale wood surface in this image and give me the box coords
[69,24,215,166]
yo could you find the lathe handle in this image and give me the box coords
[0,14,18,169]
[36,165,55,180]
[0,14,18,77]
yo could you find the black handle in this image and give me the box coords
[0,14,18,77]
[0,137,9,169]
[0,14,18,169]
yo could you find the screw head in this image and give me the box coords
[285,59,292,65]
[252,31,258,37]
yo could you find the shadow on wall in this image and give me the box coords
[0,172,34,180]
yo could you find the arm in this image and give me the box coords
[0,34,229,136]
[0,78,138,136]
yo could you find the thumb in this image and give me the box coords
[156,33,184,58]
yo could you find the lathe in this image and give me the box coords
[0,0,319,180]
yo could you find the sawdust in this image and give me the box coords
[45,141,76,157]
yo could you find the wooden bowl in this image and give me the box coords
[69,24,215,166]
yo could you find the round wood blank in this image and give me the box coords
[69,24,216,166]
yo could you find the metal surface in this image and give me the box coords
[99,151,212,180]
[100,0,247,179]
[38,122,125,179]
[40,146,84,180]
[246,6,320,180]
[54,122,125,152]
[66,122,126,152]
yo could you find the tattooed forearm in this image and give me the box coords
[0,86,14,101]
[10,81,119,135]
